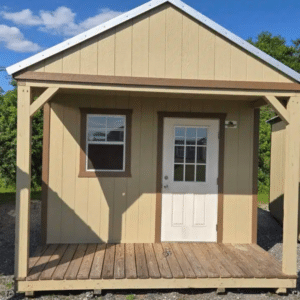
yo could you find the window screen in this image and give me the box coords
[86,115,126,171]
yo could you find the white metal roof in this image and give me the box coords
[6,0,300,83]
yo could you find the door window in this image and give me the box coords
[174,126,207,182]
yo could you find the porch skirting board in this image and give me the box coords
[17,278,297,292]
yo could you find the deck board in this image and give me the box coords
[40,244,68,280]
[125,244,137,279]
[77,244,97,280]
[102,244,115,279]
[52,244,78,280]
[27,244,58,281]
[135,244,149,279]
[25,243,291,281]
[64,244,87,280]
[89,244,106,279]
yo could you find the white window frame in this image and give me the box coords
[85,114,127,172]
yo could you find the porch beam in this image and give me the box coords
[15,86,32,280]
[24,81,298,97]
[30,87,59,117]
[282,96,300,276]
[250,98,266,108]
[263,95,289,124]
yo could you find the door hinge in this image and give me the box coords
[216,224,218,231]
[218,131,220,139]
[217,177,219,185]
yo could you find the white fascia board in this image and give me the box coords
[6,0,300,83]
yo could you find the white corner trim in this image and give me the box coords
[6,0,300,83]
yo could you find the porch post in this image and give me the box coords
[15,85,32,280]
[282,96,300,276]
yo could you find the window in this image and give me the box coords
[80,109,132,177]
[173,126,207,182]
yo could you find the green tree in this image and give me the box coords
[248,32,300,194]
[0,82,43,188]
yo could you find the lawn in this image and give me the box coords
[257,194,269,204]
[0,186,41,204]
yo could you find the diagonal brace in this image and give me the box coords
[263,95,289,124]
[30,87,59,117]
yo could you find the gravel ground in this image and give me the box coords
[0,201,300,300]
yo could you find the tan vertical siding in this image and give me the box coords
[165,6,182,79]
[46,95,256,244]
[97,30,116,76]
[149,6,166,78]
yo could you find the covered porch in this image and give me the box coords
[18,242,295,293]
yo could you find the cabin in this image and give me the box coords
[267,116,300,240]
[6,0,300,295]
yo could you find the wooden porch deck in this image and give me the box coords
[18,243,297,293]
[26,243,289,280]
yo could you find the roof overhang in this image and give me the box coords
[6,0,300,83]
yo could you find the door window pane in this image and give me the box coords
[107,117,124,129]
[174,165,184,181]
[175,127,185,137]
[196,165,206,182]
[197,147,206,164]
[175,137,184,145]
[174,146,184,163]
[186,128,196,145]
[197,128,207,145]
[185,165,195,181]
[185,146,195,163]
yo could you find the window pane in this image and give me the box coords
[197,147,206,163]
[197,128,207,145]
[185,146,195,163]
[196,165,206,182]
[87,144,124,170]
[107,117,125,129]
[88,129,106,141]
[186,128,196,145]
[107,129,124,142]
[175,137,184,145]
[174,146,184,163]
[174,165,184,181]
[185,165,195,181]
[175,127,185,137]
[88,116,106,128]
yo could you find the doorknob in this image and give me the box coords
[164,184,169,188]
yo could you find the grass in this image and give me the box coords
[0,186,41,205]
[258,194,269,204]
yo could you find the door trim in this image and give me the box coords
[155,112,227,243]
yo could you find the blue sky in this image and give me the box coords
[1,0,300,92]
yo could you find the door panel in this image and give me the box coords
[161,118,219,242]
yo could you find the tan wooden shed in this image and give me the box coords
[268,116,300,240]
[6,0,300,295]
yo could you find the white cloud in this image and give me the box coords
[1,9,42,25]
[1,6,123,37]
[0,24,41,52]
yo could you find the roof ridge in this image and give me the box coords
[6,0,300,83]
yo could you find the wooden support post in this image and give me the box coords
[15,86,32,280]
[282,96,300,276]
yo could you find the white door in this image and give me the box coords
[161,118,219,242]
